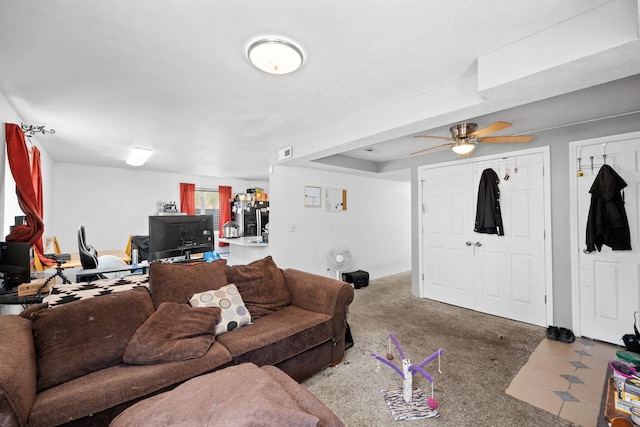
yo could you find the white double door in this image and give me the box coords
[571,132,640,344]
[419,150,549,326]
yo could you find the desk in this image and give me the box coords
[42,250,131,271]
[76,261,149,282]
[219,237,269,265]
[39,250,131,284]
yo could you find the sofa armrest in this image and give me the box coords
[283,269,354,363]
[0,315,37,427]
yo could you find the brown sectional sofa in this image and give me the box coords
[0,256,354,427]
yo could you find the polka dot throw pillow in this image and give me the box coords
[189,283,252,336]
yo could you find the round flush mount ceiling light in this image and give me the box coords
[247,38,304,75]
[451,139,475,155]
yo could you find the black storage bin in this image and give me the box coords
[342,270,369,289]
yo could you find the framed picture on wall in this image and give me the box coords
[304,186,321,207]
[324,187,347,212]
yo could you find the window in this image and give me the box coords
[194,189,219,231]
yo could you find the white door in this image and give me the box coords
[420,150,548,326]
[472,154,547,325]
[572,134,640,344]
[421,163,476,310]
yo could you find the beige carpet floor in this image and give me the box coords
[303,272,577,426]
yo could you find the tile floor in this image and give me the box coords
[507,336,620,427]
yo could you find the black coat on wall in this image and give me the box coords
[474,168,504,236]
[585,164,631,252]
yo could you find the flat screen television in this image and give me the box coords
[148,215,214,262]
[0,241,31,290]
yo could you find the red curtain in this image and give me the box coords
[30,146,46,258]
[5,123,53,265]
[218,186,232,247]
[180,183,196,215]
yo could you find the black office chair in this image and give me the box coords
[78,225,104,281]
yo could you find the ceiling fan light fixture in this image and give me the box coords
[126,147,153,166]
[451,140,475,155]
[247,38,303,75]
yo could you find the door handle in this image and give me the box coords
[466,241,482,254]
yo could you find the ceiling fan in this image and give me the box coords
[411,121,533,156]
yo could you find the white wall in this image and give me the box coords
[50,162,268,253]
[269,165,411,279]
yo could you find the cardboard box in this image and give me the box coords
[17,279,50,297]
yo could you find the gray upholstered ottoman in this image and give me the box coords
[109,363,343,426]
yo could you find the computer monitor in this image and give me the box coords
[0,241,31,290]
[148,215,214,262]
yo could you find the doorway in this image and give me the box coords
[418,147,552,326]
[570,131,640,344]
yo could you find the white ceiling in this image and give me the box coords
[1,0,639,182]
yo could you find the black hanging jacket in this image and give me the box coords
[585,164,631,252]
[474,168,504,236]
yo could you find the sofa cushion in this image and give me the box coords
[225,256,290,319]
[32,286,155,391]
[47,274,150,307]
[189,283,252,336]
[123,302,221,364]
[0,315,36,427]
[215,305,333,366]
[149,259,228,308]
[27,342,233,427]
[19,302,48,319]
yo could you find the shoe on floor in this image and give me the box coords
[546,326,559,340]
[558,327,575,343]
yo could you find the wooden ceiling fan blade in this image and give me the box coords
[470,121,512,138]
[413,135,454,141]
[410,143,454,155]
[478,135,533,143]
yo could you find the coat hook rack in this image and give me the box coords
[20,123,55,138]
[602,142,607,165]
[576,147,583,177]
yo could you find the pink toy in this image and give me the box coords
[372,334,443,404]
[427,396,438,410]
